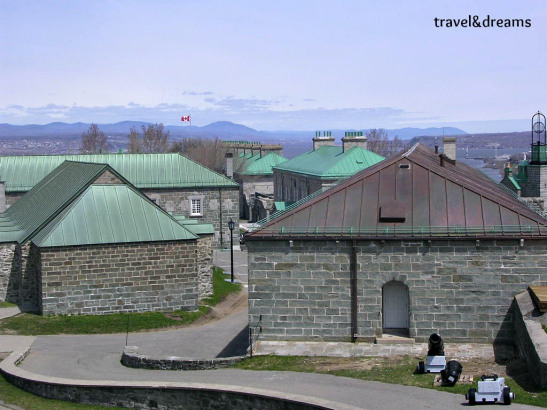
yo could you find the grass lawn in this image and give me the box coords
[0,266,241,335]
[0,301,17,308]
[233,355,547,408]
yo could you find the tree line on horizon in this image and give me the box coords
[79,123,405,173]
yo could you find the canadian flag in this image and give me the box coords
[181,115,191,122]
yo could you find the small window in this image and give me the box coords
[399,164,411,169]
[190,198,203,216]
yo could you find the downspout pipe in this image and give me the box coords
[219,188,223,247]
[351,240,358,342]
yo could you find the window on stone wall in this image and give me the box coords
[190,198,203,216]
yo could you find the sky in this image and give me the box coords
[1,0,546,133]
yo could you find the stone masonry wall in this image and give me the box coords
[197,235,213,299]
[522,165,547,198]
[144,187,239,248]
[237,174,274,219]
[92,170,123,184]
[37,241,198,315]
[273,170,336,203]
[0,243,16,302]
[5,192,24,209]
[247,239,547,344]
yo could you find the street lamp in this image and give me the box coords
[228,218,235,283]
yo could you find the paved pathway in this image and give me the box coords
[213,248,248,285]
[0,307,20,320]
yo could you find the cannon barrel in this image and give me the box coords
[427,333,444,356]
[441,360,463,386]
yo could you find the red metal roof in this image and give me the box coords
[247,144,547,239]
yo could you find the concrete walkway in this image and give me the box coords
[0,307,20,320]
[213,248,249,285]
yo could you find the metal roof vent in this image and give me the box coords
[379,200,406,222]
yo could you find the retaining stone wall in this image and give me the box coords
[513,290,547,388]
[247,239,547,344]
[143,187,239,247]
[38,241,199,315]
[2,374,326,410]
[121,346,247,370]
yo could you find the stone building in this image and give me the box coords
[233,151,287,221]
[272,131,384,205]
[500,112,547,211]
[246,143,547,345]
[0,161,213,315]
[0,153,238,247]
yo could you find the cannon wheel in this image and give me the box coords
[503,387,511,405]
[418,361,425,374]
[468,388,476,405]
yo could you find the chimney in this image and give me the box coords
[0,181,5,213]
[225,152,234,179]
[313,131,335,150]
[504,163,513,177]
[443,137,457,161]
[342,131,367,152]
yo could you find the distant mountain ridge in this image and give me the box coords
[0,121,467,140]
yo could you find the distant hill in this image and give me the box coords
[409,131,531,150]
[0,121,467,140]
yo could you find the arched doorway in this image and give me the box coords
[382,281,409,332]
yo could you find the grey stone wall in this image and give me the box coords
[0,243,16,302]
[273,170,333,203]
[196,235,213,299]
[522,165,547,198]
[144,187,239,248]
[5,192,24,209]
[37,241,199,315]
[236,174,274,219]
[247,239,547,344]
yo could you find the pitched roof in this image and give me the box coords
[2,161,109,244]
[238,152,287,175]
[33,185,196,247]
[0,153,237,192]
[248,144,547,240]
[0,161,197,245]
[272,146,385,179]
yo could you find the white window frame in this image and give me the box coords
[189,196,204,217]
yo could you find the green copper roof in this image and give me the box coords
[238,152,287,175]
[33,185,197,247]
[172,215,215,235]
[274,201,295,212]
[506,176,521,191]
[0,153,237,192]
[272,146,384,179]
[2,161,109,244]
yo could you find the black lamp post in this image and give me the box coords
[228,218,235,283]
